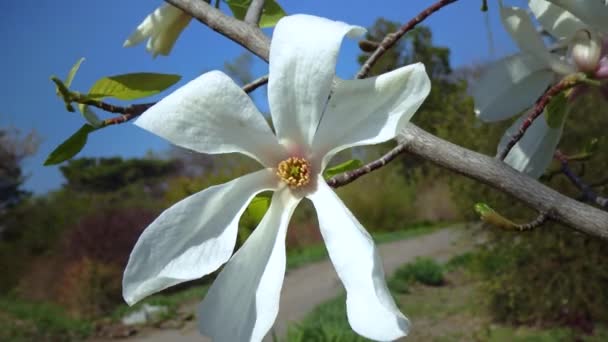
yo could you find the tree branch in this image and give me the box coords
[398,123,608,239]
[356,0,458,79]
[327,143,406,188]
[244,0,265,26]
[165,0,270,62]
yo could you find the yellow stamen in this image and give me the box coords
[277,157,311,188]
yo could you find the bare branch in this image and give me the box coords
[165,0,270,62]
[245,0,265,26]
[327,143,406,188]
[398,123,608,239]
[557,153,608,209]
[357,0,458,79]
[242,75,269,93]
[513,211,551,231]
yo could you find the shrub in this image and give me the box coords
[62,207,157,269]
[56,258,122,319]
[389,257,445,294]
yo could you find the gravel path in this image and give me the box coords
[99,226,469,342]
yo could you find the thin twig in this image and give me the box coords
[497,75,582,160]
[513,211,551,231]
[242,75,269,93]
[356,0,458,79]
[327,143,407,188]
[244,0,265,26]
[557,152,608,209]
[63,78,265,127]
[71,94,155,115]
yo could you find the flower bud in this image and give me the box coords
[571,29,602,73]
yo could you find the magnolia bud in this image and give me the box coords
[571,29,602,73]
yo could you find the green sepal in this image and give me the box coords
[323,159,363,179]
[225,0,286,28]
[87,73,181,101]
[44,124,97,165]
[474,203,517,229]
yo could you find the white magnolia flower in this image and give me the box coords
[473,1,607,177]
[123,4,192,57]
[122,14,430,341]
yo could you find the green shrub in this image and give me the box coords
[389,257,444,294]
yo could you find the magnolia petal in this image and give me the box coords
[473,54,554,122]
[312,63,430,169]
[498,112,564,179]
[135,71,284,167]
[198,188,300,341]
[308,181,409,341]
[268,14,365,150]
[122,169,278,305]
[124,4,181,48]
[500,2,572,74]
[146,9,192,57]
[545,0,608,32]
[529,0,586,40]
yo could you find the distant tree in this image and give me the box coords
[0,127,38,215]
[59,157,181,193]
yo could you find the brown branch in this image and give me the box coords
[66,78,265,127]
[165,0,270,62]
[398,123,608,240]
[356,0,458,79]
[242,75,269,93]
[244,0,265,26]
[327,143,406,188]
[497,75,582,160]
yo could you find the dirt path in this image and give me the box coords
[103,226,471,342]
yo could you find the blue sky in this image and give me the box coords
[1,0,522,194]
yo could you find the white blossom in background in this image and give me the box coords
[122,14,430,342]
[472,0,607,178]
[123,4,192,57]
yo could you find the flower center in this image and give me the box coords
[276,157,311,188]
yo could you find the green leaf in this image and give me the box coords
[246,193,271,223]
[65,57,85,88]
[44,124,96,165]
[544,92,569,129]
[258,0,286,28]
[323,159,363,179]
[88,73,181,101]
[225,0,286,28]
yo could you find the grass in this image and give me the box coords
[0,297,92,342]
[287,252,608,342]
